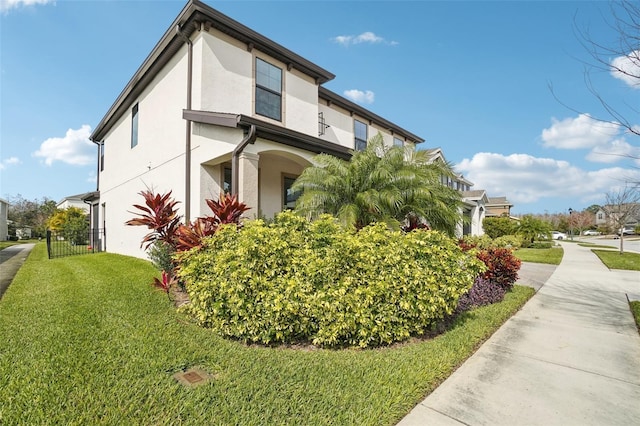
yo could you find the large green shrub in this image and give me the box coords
[483,216,517,238]
[177,212,484,348]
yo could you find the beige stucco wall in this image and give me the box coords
[96,26,423,259]
[98,44,190,259]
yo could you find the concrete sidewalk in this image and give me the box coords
[398,242,640,425]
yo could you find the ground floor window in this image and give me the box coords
[283,175,300,210]
[223,166,232,194]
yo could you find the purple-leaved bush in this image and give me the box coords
[457,277,507,312]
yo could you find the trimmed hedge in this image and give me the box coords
[177,212,485,348]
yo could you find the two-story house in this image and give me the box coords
[89,0,426,258]
[486,196,513,218]
[423,148,487,237]
[57,192,99,213]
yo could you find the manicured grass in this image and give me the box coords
[578,243,617,249]
[630,301,640,333]
[592,249,640,271]
[514,247,564,265]
[0,239,39,250]
[0,241,19,250]
[0,245,534,425]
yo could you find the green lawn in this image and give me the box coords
[514,247,564,265]
[0,241,19,250]
[592,249,640,271]
[0,244,534,425]
[578,243,618,249]
[630,301,640,333]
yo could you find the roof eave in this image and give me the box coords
[91,0,335,143]
[183,109,352,160]
[318,86,425,145]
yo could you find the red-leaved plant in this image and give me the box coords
[127,190,249,295]
[476,247,521,290]
[175,193,250,251]
[206,193,250,225]
[458,241,521,291]
[125,189,182,249]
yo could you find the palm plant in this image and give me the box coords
[292,133,462,235]
[516,215,552,245]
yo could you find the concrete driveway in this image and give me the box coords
[0,244,35,300]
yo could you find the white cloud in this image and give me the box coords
[332,32,398,47]
[344,89,375,104]
[610,50,640,89]
[541,114,640,165]
[33,124,95,166]
[541,114,620,150]
[456,152,640,205]
[0,0,54,13]
[0,156,21,170]
[586,138,640,164]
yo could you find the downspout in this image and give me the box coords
[176,24,193,222]
[231,124,257,195]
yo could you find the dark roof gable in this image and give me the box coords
[91,0,335,143]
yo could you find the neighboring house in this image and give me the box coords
[88,0,426,258]
[0,198,8,241]
[461,190,488,236]
[16,226,32,240]
[424,148,486,236]
[596,204,640,230]
[57,192,97,213]
[486,196,513,218]
[595,208,607,227]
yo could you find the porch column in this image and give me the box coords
[238,152,260,216]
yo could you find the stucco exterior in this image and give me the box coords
[90,0,425,258]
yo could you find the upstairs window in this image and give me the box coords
[100,142,105,171]
[131,103,139,148]
[393,137,404,147]
[255,58,282,121]
[354,120,367,151]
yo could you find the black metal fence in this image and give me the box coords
[46,229,106,259]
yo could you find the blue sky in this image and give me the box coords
[1,0,638,214]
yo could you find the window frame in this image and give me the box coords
[354,119,367,151]
[255,58,282,121]
[222,165,232,195]
[100,141,105,171]
[131,103,139,148]
[282,174,300,211]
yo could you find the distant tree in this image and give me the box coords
[570,210,596,235]
[585,204,602,214]
[7,194,57,238]
[48,207,90,245]
[603,186,640,254]
[483,216,517,238]
[516,215,552,246]
[550,1,639,187]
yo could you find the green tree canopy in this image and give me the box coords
[7,195,57,238]
[292,133,463,235]
[483,216,517,238]
[516,215,552,244]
